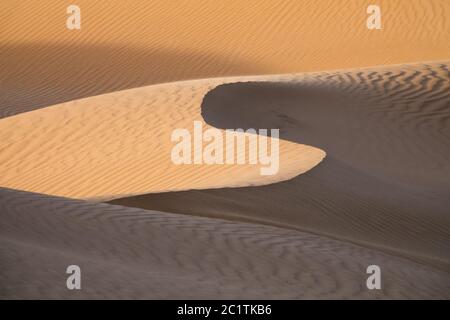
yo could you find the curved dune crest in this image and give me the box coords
[111,61,450,271]
[0,76,325,200]
[1,0,449,118]
[1,0,449,300]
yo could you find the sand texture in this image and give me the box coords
[1,0,449,299]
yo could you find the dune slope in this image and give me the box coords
[1,188,449,299]
[1,0,449,118]
[111,61,450,271]
[1,0,449,300]
[0,76,325,200]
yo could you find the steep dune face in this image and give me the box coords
[0,76,325,200]
[111,62,450,271]
[1,0,449,117]
[1,188,449,299]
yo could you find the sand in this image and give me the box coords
[1,0,449,117]
[2,188,450,299]
[0,0,449,299]
[111,62,450,272]
[0,76,325,200]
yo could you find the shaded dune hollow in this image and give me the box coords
[111,62,450,272]
[1,188,450,299]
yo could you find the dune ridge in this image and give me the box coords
[0,75,325,200]
[1,0,449,118]
[1,0,449,299]
[110,61,450,272]
[1,61,449,275]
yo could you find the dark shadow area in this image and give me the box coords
[3,186,449,299]
[0,42,265,118]
[111,70,450,270]
[199,79,450,187]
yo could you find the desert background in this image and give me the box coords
[0,0,449,299]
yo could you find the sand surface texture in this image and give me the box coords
[1,0,449,298]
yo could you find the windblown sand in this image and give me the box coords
[0,76,325,200]
[111,62,450,272]
[0,0,449,299]
[1,188,449,299]
[1,0,449,117]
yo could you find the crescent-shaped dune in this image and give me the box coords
[111,62,450,272]
[0,76,325,200]
[1,0,449,299]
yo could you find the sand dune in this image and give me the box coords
[1,0,449,299]
[111,62,450,271]
[0,75,325,200]
[1,60,448,275]
[1,188,449,299]
[1,0,449,117]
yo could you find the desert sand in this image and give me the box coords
[0,76,325,200]
[1,0,449,117]
[111,62,450,272]
[1,0,449,299]
[1,187,449,299]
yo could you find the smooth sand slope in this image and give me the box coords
[1,0,449,117]
[1,188,449,299]
[111,62,450,271]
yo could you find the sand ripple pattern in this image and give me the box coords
[112,62,450,272]
[1,188,449,299]
[1,0,449,118]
